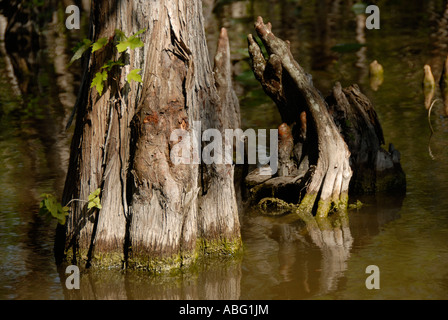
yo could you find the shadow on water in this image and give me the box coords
[1,0,448,299]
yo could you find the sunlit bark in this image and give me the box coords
[56,0,241,271]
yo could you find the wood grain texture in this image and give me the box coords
[57,0,241,270]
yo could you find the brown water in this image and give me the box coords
[1,0,448,300]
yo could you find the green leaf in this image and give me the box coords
[38,193,70,225]
[116,41,129,53]
[44,196,58,218]
[88,188,101,201]
[93,198,102,209]
[134,28,147,36]
[92,188,101,197]
[56,203,64,215]
[127,68,142,84]
[69,39,92,66]
[87,198,102,210]
[116,29,145,53]
[56,209,67,225]
[114,29,127,41]
[116,37,144,53]
[91,71,108,96]
[92,37,109,53]
[128,36,144,50]
[87,189,102,210]
[101,59,124,71]
[38,201,48,216]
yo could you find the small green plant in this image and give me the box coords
[127,68,142,84]
[69,28,146,96]
[39,188,102,225]
[92,37,109,53]
[116,28,145,52]
[39,194,70,225]
[68,38,92,66]
[91,70,108,96]
[87,188,102,210]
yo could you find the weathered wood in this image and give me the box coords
[198,27,241,252]
[244,17,405,254]
[327,82,406,194]
[245,165,314,206]
[57,0,242,271]
[245,17,406,219]
[247,17,352,220]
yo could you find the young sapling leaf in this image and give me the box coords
[92,37,109,53]
[127,68,143,84]
[69,39,92,66]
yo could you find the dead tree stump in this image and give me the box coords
[326,82,406,194]
[247,17,352,221]
[245,17,405,238]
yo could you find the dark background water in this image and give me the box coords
[1,0,448,300]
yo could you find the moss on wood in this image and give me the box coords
[63,236,242,273]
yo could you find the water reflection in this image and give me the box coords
[1,0,448,300]
[239,190,404,299]
[57,257,243,300]
[0,1,83,299]
[310,0,338,71]
[48,196,403,300]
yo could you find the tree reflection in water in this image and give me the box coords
[0,0,445,300]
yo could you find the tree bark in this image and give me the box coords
[327,82,406,194]
[247,17,352,222]
[245,17,406,215]
[56,0,241,271]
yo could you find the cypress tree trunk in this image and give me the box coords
[56,0,241,271]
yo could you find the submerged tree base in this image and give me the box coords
[63,237,243,273]
[125,237,243,273]
[65,248,125,270]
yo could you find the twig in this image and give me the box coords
[65,199,89,207]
